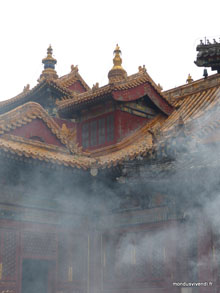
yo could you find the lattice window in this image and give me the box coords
[71,236,87,281]
[22,232,56,258]
[91,121,98,146]
[58,235,87,282]
[131,232,166,281]
[106,115,114,142]
[82,123,89,148]
[108,233,135,281]
[2,230,17,280]
[151,241,164,278]
[176,224,198,281]
[116,243,134,280]
[135,236,151,280]
[103,236,117,281]
[98,118,105,145]
[82,114,114,149]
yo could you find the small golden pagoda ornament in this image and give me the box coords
[39,45,58,81]
[108,44,127,83]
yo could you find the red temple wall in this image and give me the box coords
[115,110,147,141]
[67,81,87,93]
[9,119,64,147]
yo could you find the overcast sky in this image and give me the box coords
[0,0,219,101]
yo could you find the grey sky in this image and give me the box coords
[0,0,219,101]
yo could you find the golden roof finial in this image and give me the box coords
[42,45,56,64]
[186,73,193,84]
[113,44,122,68]
[39,45,58,81]
[108,44,127,83]
[47,44,53,56]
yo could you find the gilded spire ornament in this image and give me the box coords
[108,44,127,83]
[39,45,58,81]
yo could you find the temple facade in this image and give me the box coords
[0,42,220,293]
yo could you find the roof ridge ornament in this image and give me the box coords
[23,84,30,93]
[138,65,146,73]
[195,37,220,73]
[108,44,127,83]
[186,73,193,84]
[157,83,163,91]
[92,82,99,90]
[70,64,78,73]
[39,45,58,81]
[61,123,83,155]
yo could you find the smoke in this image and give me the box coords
[2,102,220,292]
[108,103,220,290]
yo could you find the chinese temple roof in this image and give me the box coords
[58,66,173,116]
[162,73,220,132]
[0,102,66,144]
[195,39,220,73]
[0,46,89,114]
[0,79,73,114]
[0,101,164,169]
[1,45,220,172]
[57,45,172,116]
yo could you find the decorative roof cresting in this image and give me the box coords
[39,45,58,81]
[108,44,127,83]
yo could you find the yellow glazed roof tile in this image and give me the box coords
[160,86,220,133]
[0,79,73,111]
